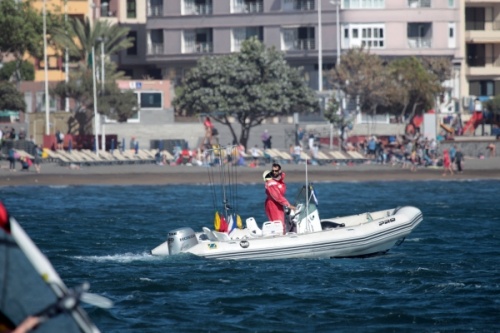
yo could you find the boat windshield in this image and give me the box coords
[293,185,316,207]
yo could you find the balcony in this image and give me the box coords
[408,37,432,48]
[195,42,213,53]
[184,42,213,53]
[408,0,431,8]
[148,43,164,55]
[148,5,163,17]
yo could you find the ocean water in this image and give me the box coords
[1,180,499,333]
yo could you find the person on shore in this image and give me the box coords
[442,149,454,176]
[8,147,16,171]
[486,143,496,158]
[455,147,464,173]
[55,130,64,150]
[203,116,214,145]
[261,130,272,149]
[33,145,42,173]
[263,163,296,234]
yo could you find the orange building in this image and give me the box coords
[29,0,91,82]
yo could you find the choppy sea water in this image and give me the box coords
[1,180,499,333]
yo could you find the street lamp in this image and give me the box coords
[91,45,99,156]
[96,37,107,92]
[43,0,50,135]
[317,0,322,92]
[64,0,69,112]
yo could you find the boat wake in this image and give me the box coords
[73,252,160,263]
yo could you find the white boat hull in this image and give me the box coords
[151,206,423,260]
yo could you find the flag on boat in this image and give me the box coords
[310,186,319,206]
[227,214,243,233]
[236,214,243,229]
[219,214,228,233]
[214,211,221,231]
[227,215,236,234]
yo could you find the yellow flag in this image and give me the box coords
[214,211,221,231]
[236,214,243,229]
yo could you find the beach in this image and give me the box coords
[1,157,499,186]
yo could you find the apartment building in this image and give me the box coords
[118,1,461,100]
[463,0,500,107]
[29,0,88,82]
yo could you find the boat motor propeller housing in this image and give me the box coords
[167,227,198,255]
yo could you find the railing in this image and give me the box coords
[407,37,432,48]
[245,1,263,13]
[197,4,213,14]
[408,0,431,8]
[195,42,213,53]
[148,5,163,17]
[148,43,164,55]
[296,39,315,50]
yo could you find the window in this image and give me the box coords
[184,0,213,15]
[465,7,485,31]
[127,31,138,55]
[467,44,486,67]
[343,0,384,9]
[282,27,315,51]
[232,27,263,52]
[140,92,162,109]
[342,24,385,49]
[448,0,454,8]
[407,23,432,48]
[448,23,455,48]
[39,56,60,70]
[283,0,314,11]
[469,80,495,97]
[361,27,384,48]
[127,0,137,18]
[408,0,430,8]
[148,0,163,16]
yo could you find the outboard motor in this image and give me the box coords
[167,227,198,255]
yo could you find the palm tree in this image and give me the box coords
[52,17,133,69]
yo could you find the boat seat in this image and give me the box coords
[202,227,218,241]
[245,217,262,236]
[262,220,284,236]
[320,220,345,230]
[212,231,231,242]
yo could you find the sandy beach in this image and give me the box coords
[1,157,499,186]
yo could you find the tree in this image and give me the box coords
[52,17,133,68]
[328,48,389,114]
[0,0,62,83]
[51,66,137,134]
[0,81,26,111]
[173,38,320,148]
[98,84,138,123]
[387,57,443,120]
[0,60,35,81]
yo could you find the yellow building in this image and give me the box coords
[29,0,90,82]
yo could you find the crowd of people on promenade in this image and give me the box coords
[1,116,497,175]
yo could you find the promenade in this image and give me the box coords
[1,157,499,186]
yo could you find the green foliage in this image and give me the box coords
[0,60,35,81]
[0,81,26,111]
[0,0,63,84]
[98,84,138,122]
[328,48,448,122]
[52,17,133,66]
[173,38,319,148]
[51,66,136,133]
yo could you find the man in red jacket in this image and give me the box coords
[264,163,296,234]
